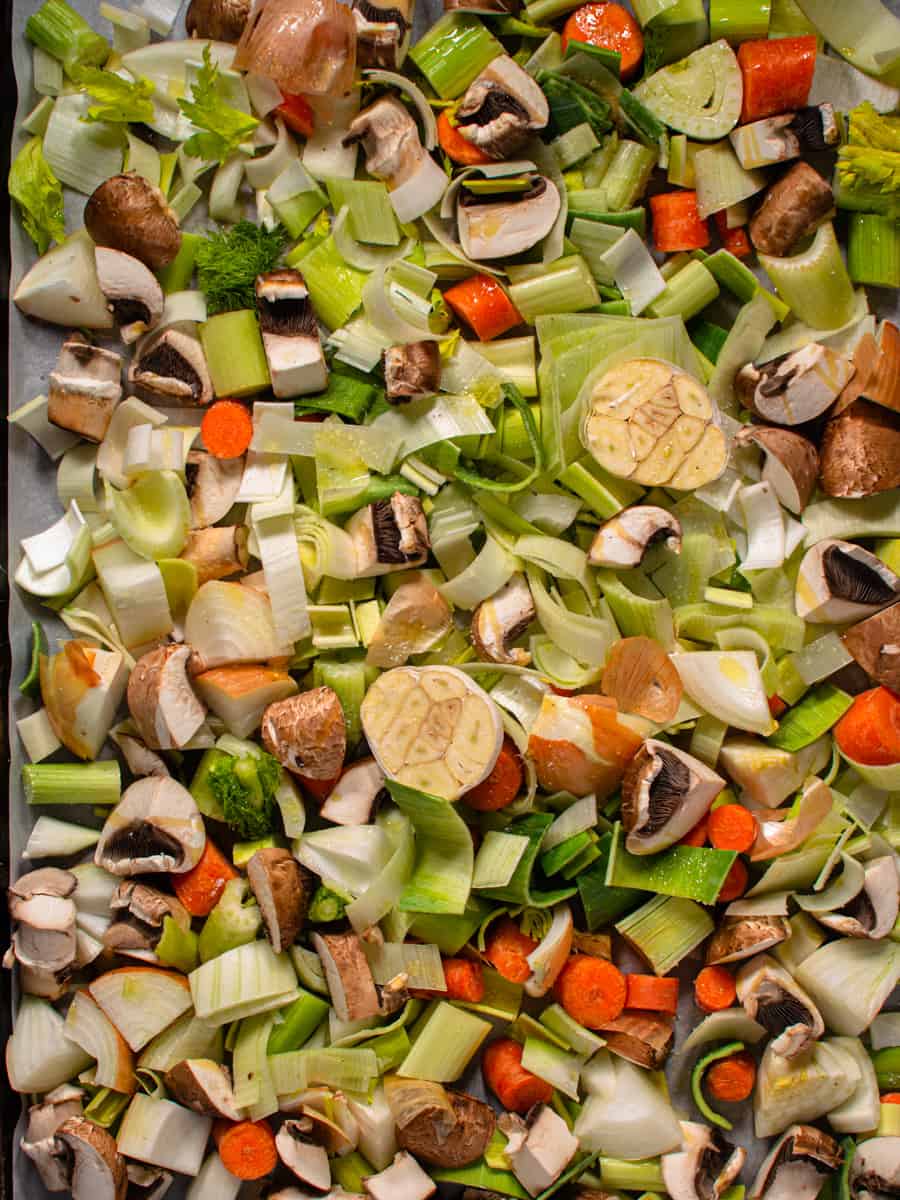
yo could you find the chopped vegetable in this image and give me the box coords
[442,957,486,1003]
[624,973,679,1013]
[463,737,524,811]
[694,964,737,1012]
[214,1119,278,1180]
[649,190,711,251]
[834,686,900,766]
[196,221,289,316]
[201,401,254,461]
[485,918,539,984]
[482,1036,554,1113]
[561,4,645,79]
[554,954,626,1028]
[737,35,817,122]
[173,837,240,918]
[444,274,523,341]
[178,46,259,163]
[707,804,758,853]
[437,111,493,167]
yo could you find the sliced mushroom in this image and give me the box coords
[247,847,309,953]
[320,759,386,826]
[734,426,819,515]
[347,493,430,577]
[86,173,182,271]
[736,343,854,426]
[127,644,207,751]
[598,1010,674,1069]
[383,341,441,403]
[185,450,244,529]
[795,539,900,624]
[56,1117,128,1200]
[736,953,824,1058]
[180,525,249,584]
[104,881,190,955]
[842,601,900,691]
[94,247,164,344]
[706,916,790,965]
[365,1152,436,1200]
[312,930,382,1022]
[816,855,899,939]
[48,336,123,443]
[620,740,724,855]
[9,866,77,902]
[185,0,252,39]
[21,1085,84,1192]
[848,1136,900,1200]
[455,56,549,160]
[262,687,347,780]
[277,1119,332,1191]
[111,728,169,778]
[588,506,682,568]
[343,97,447,223]
[366,577,453,669]
[730,105,838,170]
[298,1103,358,1155]
[94,777,206,875]
[662,1122,746,1200]
[128,327,214,407]
[164,1059,242,1120]
[256,270,328,398]
[819,399,900,498]
[395,1090,495,1169]
[353,0,412,68]
[471,573,535,666]
[500,1106,579,1197]
[125,1164,173,1200]
[749,162,834,257]
[8,868,78,986]
[749,1125,842,1200]
[457,174,560,261]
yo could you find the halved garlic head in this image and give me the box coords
[360,665,503,801]
[581,358,727,489]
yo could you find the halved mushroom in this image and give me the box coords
[662,1122,746,1200]
[353,0,412,68]
[86,174,182,271]
[848,1136,900,1200]
[247,847,309,952]
[56,1117,128,1200]
[312,931,382,1022]
[736,953,824,1058]
[366,577,453,669]
[277,1118,332,1191]
[383,341,441,403]
[185,0,252,40]
[298,1103,358,1155]
[185,450,244,529]
[128,327,214,407]
[706,916,790,965]
[749,1125,841,1200]
[94,247,164,344]
[347,493,430,577]
[457,174,561,261]
[256,270,328,398]
[588,505,682,568]
[795,539,900,624]
[48,336,123,443]
[816,855,899,939]
[320,759,386,826]
[620,740,724,855]
[736,343,854,426]
[734,426,819,515]
[749,162,834,257]
[471,573,535,666]
[127,644,207,751]
[94,777,206,875]
[819,399,900,498]
[455,56,549,160]
[125,1164,173,1200]
[262,687,347,780]
[599,1010,674,1069]
[103,881,190,955]
[343,97,448,223]
[180,525,249,583]
[842,601,900,691]
[730,106,839,170]
[111,727,169,778]
[365,1152,436,1200]
[164,1059,242,1120]
[8,868,78,991]
[395,1090,495,1169]
[500,1106,579,1197]
[21,1084,85,1192]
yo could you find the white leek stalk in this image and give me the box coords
[254,513,311,643]
[43,94,123,194]
[93,539,174,648]
[362,941,446,990]
[97,397,168,490]
[123,426,186,478]
[671,650,776,735]
[440,536,518,610]
[738,481,785,570]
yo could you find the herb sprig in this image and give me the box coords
[195,220,289,315]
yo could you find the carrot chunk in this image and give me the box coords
[484,918,538,984]
[680,815,709,847]
[437,109,493,166]
[717,858,749,902]
[708,804,758,853]
[464,737,524,811]
[444,275,522,342]
[214,1120,278,1180]
[555,954,627,1029]
[705,1051,757,1102]
[201,400,253,460]
[561,2,644,79]
[482,1037,553,1113]
[625,974,679,1014]
[172,837,238,917]
[694,965,737,1013]
[835,687,900,765]
[443,957,485,1003]
[714,211,752,259]
[737,35,817,123]
[650,191,711,252]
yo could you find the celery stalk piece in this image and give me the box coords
[269,1046,380,1094]
[645,260,719,321]
[769,0,818,36]
[398,1000,492,1082]
[758,222,857,331]
[617,894,714,975]
[559,456,646,518]
[702,249,790,321]
[200,310,271,398]
[554,123,601,170]
[296,236,367,331]
[156,232,201,294]
[803,491,900,545]
[508,256,600,321]
[22,760,120,806]
[602,142,658,212]
[26,0,110,72]
[409,13,503,98]
[848,212,900,286]
[606,823,736,904]
[325,178,400,246]
[597,569,675,647]
[709,0,771,43]
[525,0,584,24]
[597,1159,666,1193]
[633,0,679,20]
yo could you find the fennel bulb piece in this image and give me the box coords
[754,1038,859,1138]
[117,1094,211,1175]
[795,937,900,1036]
[6,995,93,1093]
[14,235,114,330]
[108,470,191,560]
[634,40,743,140]
[575,1051,683,1158]
[828,1035,882,1133]
[93,539,174,648]
[185,581,294,668]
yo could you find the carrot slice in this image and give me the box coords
[482,1037,553,1113]
[835,687,900,765]
[680,815,709,847]
[694,965,737,1013]
[276,94,315,138]
[464,737,524,811]
[737,35,817,124]
[437,109,493,167]
[714,212,752,259]
[561,2,644,79]
[172,837,238,917]
[708,804,758,853]
[717,858,749,902]
[484,918,538,984]
[201,400,254,460]
[444,274,522,341]
[214,1120,277,1180]
[705,1051,757,1102]
[443,957,485,1003]
[882,1092,900,1104]
[650,191,711,253]
[555,954,627,1029]
[625,974,679,1014]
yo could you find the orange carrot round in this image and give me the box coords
[443,957,485,1003]
[717,858,749,903]
[201,400,253,460]
[680,815,709,847]
[882,1092,900,1104]
[214,1120,277,1180]
[437,109,493,167]
[650,191,711,253]
[625,973,679,1014]
[482,1037,553,1113]
[555,954,626,1029]
[485,918,538,984]
[562,2,644,79]
[708,804,758,853]
[172,837,238,917]
[694,965,737,1013]
[705,1051,757,1102]
[737,35,817,124]
[835,687,900,765]
[444,274,523,342]
[464,737,524,811]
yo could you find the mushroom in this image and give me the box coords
[94,776,206,876]
[749,1125,842,1200]
[588,506,682,568]
[262,687,347,780]
[499,1106,579,1197]
[94,247,164,344]
[848,1137,900,1200]
[471,573,535,666]
[706,916,790,965]
[128,327,214,407]
[662,1123,746,1200]
[620,740,725,855]
[185,0,252,40]
[365,1152,436,1200]
[366,577,453,669]
[457,173,561,261]
[180,525,250,583]
[395,1090,495,1169]
[127,644,207,751]
[736,343,854,427]
[48,336,123,443]
[86,173,182,271]
[312,930,382,1021]
[8,868,78,995]
[298,1103,358,1155]
[353,0,412,68]
[816,855,899,939]
[164,1059,242,1120]
[56,1117,128,1200]
[597,1011,674,1069]
[276,1119,332,1192]
[730,105,839,170]
[256,270,328,398]
[320,758,386,826]
[347,493,430,577]
[749,162,835,256]
[455,56,549,160]
[110,728,169,778]
[842,600,900,691]
[794,539,900,624]
[185,450,244,529]
[819,399,900,498]
[734,426,819,514]
[103,881,191,955]
[125,1164,173,1200]
[383,341,441,404]
[21,1084,84,1192]
[247,847,309,952]
[736,953,825,1057]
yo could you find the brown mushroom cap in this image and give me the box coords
[749,162,834,257]
[262,687,347,780]
[706,916,789,965]
[246,848,309,953]
[127,644,207,751]
[735,426,819,514]
[311,930,381,1022]
[57,1116,128,1200]
[819,399,900,497]
[185,0,252,40]
[842,601,900,690]
[397,1091,496,1168]
[164,1059,242,1120]
[85,174,181,271]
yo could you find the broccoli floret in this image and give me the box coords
[206,750,282,839]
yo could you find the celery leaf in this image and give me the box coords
[74,66,155,124]
[8,137,65,254]
[178,44,258,163]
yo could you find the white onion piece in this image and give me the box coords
[7,996,93,1093]
[671,650,775,735]
[388,153,448,223]
[245,117,297,189]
